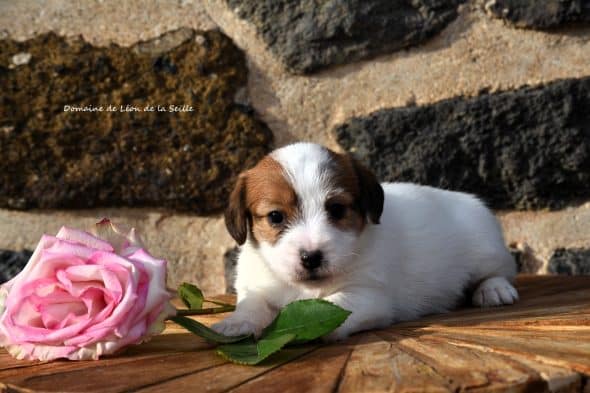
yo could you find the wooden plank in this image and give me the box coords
[393,297,590,330]
[0,276,588,392]
[377,331,549,392]
[134,346,317,393]
[390,275,590,329]
[434,338,583,393]
[0,383,35,393]
[423,329,590,376]
[229,341,356,393]
[0,352,174,381]
[338,334,451,393]
[123,331,214,355]
[0,351,225,393]
[514,275,590,292]
[0,352,39,372]
[394,310,590,332]
[0,330,216,382]
[423,327,590,342]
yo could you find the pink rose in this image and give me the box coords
[0,219,176,361]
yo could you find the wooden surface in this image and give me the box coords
[1,275,590,392]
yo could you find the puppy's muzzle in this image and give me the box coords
[300,249,323,271]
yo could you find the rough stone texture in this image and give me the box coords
[0,0,217,47]
[548,248,590,275]
[499,202,590,274]
[335,76,590,210]
[510,243,544,274]
[224,0,463,74]
[3,2,590,151]
[1,1,589,288]
[0,249,32,283]
[0,29,272,213]
[205,1,590,149]
[0,208,234,294]
[486,0,590,29]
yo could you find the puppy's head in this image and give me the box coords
[225,143,384,287]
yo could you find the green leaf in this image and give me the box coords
[171,316,251,344]
[217,334,296,365]
[178,283,204,310]
[262,299,351,344]
[172,299,351,366]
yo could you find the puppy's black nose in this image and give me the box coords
[300,249,323,270]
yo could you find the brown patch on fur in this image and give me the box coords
[326,150,384,232]
[244,156,298,245]
[225,174,248,244]
[225,146,383,245]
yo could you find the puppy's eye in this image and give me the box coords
[267,211,284,225]
[327,203,347,221]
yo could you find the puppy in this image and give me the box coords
[212,142,518,341]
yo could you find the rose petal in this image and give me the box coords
[127,249,171,317]
[6,342,77,361]
[4,241,104,309]
[92,219,145,254]
[56,227,114,252]
[79,252,141,340]
[4,279,92,344]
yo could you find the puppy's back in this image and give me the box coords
[365,183,515,319]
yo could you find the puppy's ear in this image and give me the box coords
[351,157,384,224]
[225,174,249,245]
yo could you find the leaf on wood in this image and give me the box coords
[172,298,350,366]
[217,334,297,365]
[178,283,204,310]
[262,299,351,344]
[171,316,251,344]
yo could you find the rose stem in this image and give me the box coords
[174,305,235,317]
[205,299,234,307]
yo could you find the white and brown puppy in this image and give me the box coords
[212,142,518,341]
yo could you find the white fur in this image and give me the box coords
[213,143,518,340]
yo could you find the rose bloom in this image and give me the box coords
[0,220,176,361]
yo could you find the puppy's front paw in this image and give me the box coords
[211,316,264,338]
[472,276,519,307]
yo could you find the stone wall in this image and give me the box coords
[1,0,589,293]
[1,29,272,212]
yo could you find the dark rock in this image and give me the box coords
[335,76,590,210]
[510,243,543,274]
[225,0,464,74]
[0,249,32,283]
[548,248,590,275]
[486,0,590,29]
[0,29,273,214]
[223,246,239,294]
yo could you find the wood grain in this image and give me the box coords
[0,275,589,392]
[230,342,355,393]
[134,346,317,393]
[339,334,451,393]
[377,332,546,392]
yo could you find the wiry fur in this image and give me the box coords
[213,142,518,340]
